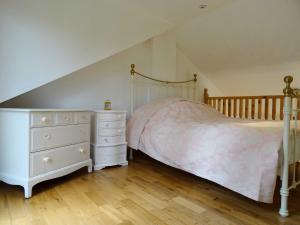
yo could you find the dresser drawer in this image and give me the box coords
[92,145,126,165]
[31,112,54,128]
[98,128,125,136]
[31,124,90,152]
[98,113,126,121]
[76,112,90,124]
[99,121,125,129]
[30,142,90,177]
[55,112,74,125]
[98,135,125,145]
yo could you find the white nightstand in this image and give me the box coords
[91,110,128,170]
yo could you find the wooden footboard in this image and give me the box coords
[203,88,300,120]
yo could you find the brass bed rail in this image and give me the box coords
[130,64,197,84]
[129,63,198,114]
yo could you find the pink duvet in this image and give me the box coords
[127,98,283,203]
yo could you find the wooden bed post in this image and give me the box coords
[279,75,293,217]
[204,88,209,104]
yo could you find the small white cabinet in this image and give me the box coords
[91,110,128,170]
[0,109,92,198]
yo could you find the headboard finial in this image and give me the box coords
[193,74,197,82]
[130,64,135,76]
[283,75,294,97]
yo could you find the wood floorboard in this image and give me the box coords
[0,152,299,225]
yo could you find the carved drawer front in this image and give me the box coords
[31,112,54,128]
[75,112,90,124]
[98,113,126,121]
[98,136,125,145]
[99,121,125,129]
[30,142,90,177]
[55,112,74,125]
[31,124,90,152]
[93,145,126,165]
[98,128,125,137]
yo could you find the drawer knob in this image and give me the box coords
[43,157,50,163]
[105,123,109,128]
[104,138,109,143]
[81,115,87,120]
[44,134,51,140]
[41,117,49,123]
[78,148,86,153]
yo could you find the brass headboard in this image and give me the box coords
[130,64,198,113]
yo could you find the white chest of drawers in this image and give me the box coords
[0,109,92,198]
[91,110,128,170]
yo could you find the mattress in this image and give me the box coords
[247,120,300,165]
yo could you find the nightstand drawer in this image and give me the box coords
[31,124,90,152]
[31,112,54,128]
[98,128,125,136]
[98,113,126,121]
[92,145,127,165]
[30,142,90,177]
[99,121,125,129]
[99,136,125,145]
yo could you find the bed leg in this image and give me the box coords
[279,188,289,217]
[279,93,292,217]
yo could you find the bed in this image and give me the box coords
[127,64,300,217]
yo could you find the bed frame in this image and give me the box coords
[130,64,198,113]
[129,64,299,217]
[204,77,300,217]
[129,64,198,159]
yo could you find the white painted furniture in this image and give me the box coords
[91,110,128,170]
[0,109,92,198]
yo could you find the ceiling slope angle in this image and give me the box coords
[0,0,172,103]
[0,0,239,103]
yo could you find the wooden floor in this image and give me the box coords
[1,152,300,225]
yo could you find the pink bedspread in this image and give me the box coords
[127,98,283,203]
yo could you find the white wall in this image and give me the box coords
[176,48,222,100]
[0,0,172,103]
[1,40,152,110]
[152,32,177,81]
[1,32,221,110]
[207,61,300,96]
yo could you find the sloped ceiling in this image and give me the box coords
[176,0,300,74]
[0,0,237,103]
[0,0,165,103]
